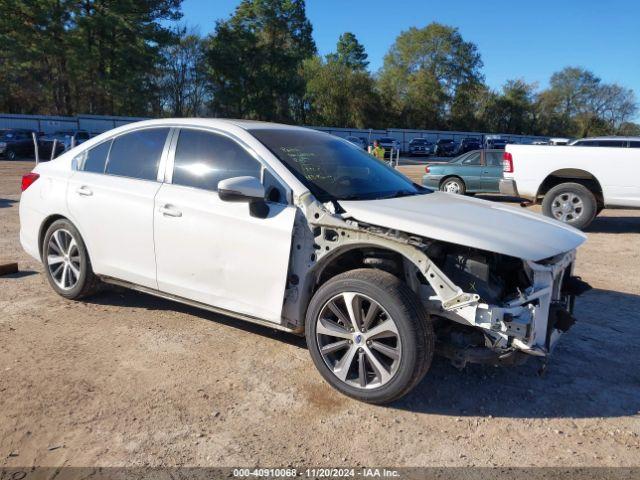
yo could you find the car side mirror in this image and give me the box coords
[218,176,265,203]
[218,176,270,218]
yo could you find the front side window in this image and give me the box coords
[82,140,112,173]
[172,129,261,191]
[462,152,481,165]
[629,141,640,148]
[250,128,429,202]
[105,128,169,181]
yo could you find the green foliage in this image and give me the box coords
[535,67,637,137]
[327,32,368,70]
[378,23,484,129]
[158,25,208,116]
[205,0,315,122]
[478,80,538,134]
[0,0,182,116]
[302,56,382,128]
[0,6,636,137]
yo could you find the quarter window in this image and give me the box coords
[82,141,111,173]
[105,128,169,181]
[172,129,261,191]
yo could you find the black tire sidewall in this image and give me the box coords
[42,219,92,299]
[305,270,432,404]
[542,183,597,230]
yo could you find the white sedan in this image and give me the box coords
[20,119,588,404]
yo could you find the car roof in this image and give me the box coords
[573,136,640,141]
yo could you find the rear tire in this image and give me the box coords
[440,177,466,195]
[42,219,100,299]
[305,269,434,404]
[6,149,16,160]
[542,182,597,230]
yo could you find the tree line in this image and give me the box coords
[1,0,638,137]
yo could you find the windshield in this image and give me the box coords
[378,137,395,143]
[411,139,427,144]
[250,128,431,202]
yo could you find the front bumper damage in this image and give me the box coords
[431,250,591,367]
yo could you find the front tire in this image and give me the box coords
[6,149,16,160]
[42,219,100,299]
[542,182,597,230]
[305,269,434,404]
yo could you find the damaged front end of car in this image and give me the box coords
[428,245,591,368]
[286,193,591,369]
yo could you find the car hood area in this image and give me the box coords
[338,192,587,261]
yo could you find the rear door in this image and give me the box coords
[458,151,483,191]
[153,128,296,322]
[67,127,171,288]
[481,151,504,192]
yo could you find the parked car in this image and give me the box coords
[484,137,509,149]
[39,130,92,159]
[454,137,481,155]
[345,136,367,150]
[374,137,399,158]
[434,138,457,156]
[0,129,36,160]
[501,143,640,229]
[569,136,640,148]
[422,150,504,194]
[20,119,589,404]
[407,138,434,156]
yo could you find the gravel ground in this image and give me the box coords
[1,160,639,468]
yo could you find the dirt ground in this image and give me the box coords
[1,160,639,468]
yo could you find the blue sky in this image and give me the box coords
[179,0,640,97]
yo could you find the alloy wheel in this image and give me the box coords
[551,192,584,222]
[316,292,402,390]
[443,180,461,194]
[47,229,82,290]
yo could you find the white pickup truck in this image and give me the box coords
[500,144,640,229]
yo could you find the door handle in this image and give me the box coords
[159,204,182,217]
[76,186,93,196]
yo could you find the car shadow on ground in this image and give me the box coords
[394,288,640,418]
[86,287,307,349]
[585,215,640,234]
[0,198,17,208]
[86,286,640,419]
[1,269,38,279]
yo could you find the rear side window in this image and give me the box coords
[598,140,626,147]
[106,128,169,181]
[83,141,111,173]
[629,141,640,148]
[462,152,481,165]
[172,129,261,191]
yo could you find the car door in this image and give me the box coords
[481,151,504,192]
[153,128,296,322]
[67,127,171,289]
[458,151,483,191]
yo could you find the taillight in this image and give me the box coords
[425,165,430,173]
[21,173,40,191]
[502,152,513,173]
